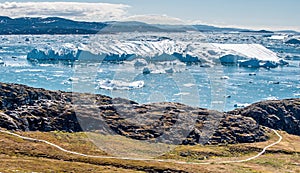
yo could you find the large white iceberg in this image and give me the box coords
[26,37,287,68]
[214,44,287,68]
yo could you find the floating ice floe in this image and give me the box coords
[285,54,300,61]
[142,67,179,74]
[68,77,79,82]
[14,69,46,73]
[142,67,151,74]
[268,81,280,84]
[220,76,230,80]
[174,92,190,96]
[183,83,195,87]
[96,79,144,90]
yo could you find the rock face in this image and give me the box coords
[0,82,269,145]
[230,99,300,136]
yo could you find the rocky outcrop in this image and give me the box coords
[0,82,269,145]
[229,98,300,136]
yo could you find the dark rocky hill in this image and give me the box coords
[0,16,108,34]
[2,82,298,145]
[0,16,170,34]
[229,99,300,136]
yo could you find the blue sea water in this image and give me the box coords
[0,34,299,111]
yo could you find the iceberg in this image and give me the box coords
[220,76,230,80]
[234,103,250,108]
[214,44,279,62]
[95,79,144,90]
[215,44,288,68]
[142,67,151,74]
[26,36,287,68]
[285,38,300,45]
[284,55,300,61]
[269,35,287,40]
[27,43,78,61]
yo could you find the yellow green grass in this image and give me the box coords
[0,129,299,173]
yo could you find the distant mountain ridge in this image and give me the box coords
[0,16,107,34]
[0,16,292,35]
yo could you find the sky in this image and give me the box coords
[0,0,299,31]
